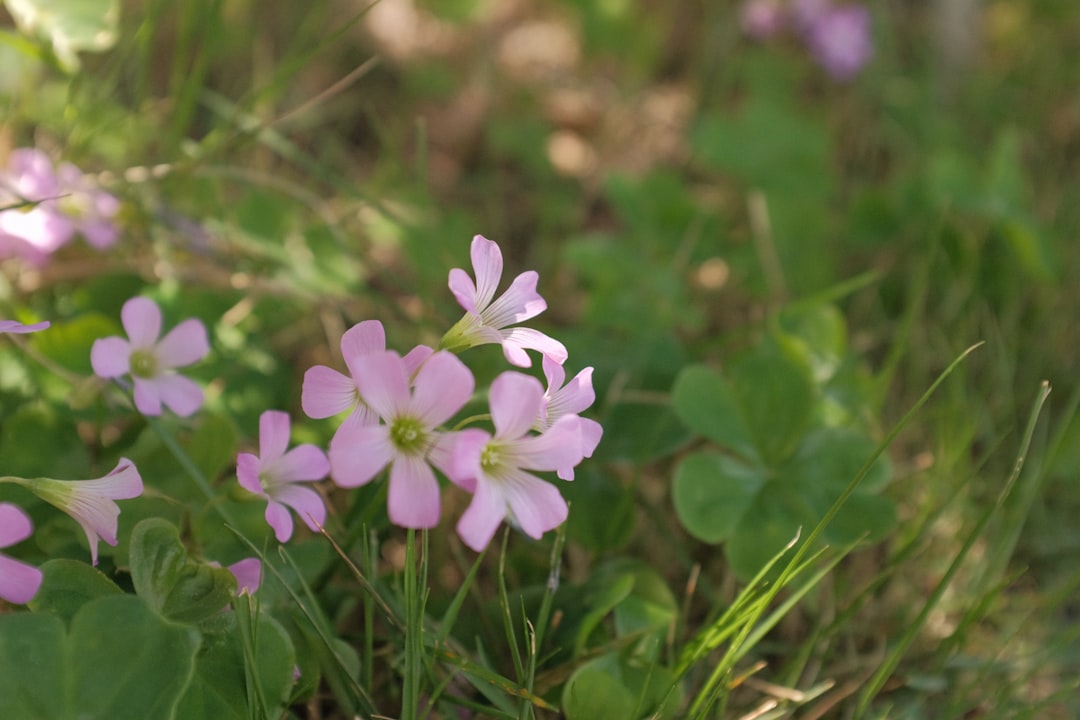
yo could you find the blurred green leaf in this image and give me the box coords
[0,595,199,720]
[30,312,117,375]
[28,558,122,624]
[672,451,766,545]
[175,607,295,720]
[730,344,816,465]
[672,365,757,461]
[3,0,119,71]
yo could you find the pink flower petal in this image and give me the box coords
[236,452,265,496]
[403,344,435,376]
[90,337,131,378]
[227,558,262,594]
[155,318,209,369]
[273,444,330,484]
[0,503,34,547]
[469,235,504,309]
[341,320,386,380]
[329,424,394,488]
[265,500,295,542]
[258,411,291,463]
[387,455,440,528]
[483,271,545,326]
[547,362,595,419]
[501,327,568,367]
[502,468,568,540]
[490,372,544,440]
[74,461,143,501]
[409,351,474,427]
[455,478,506,552]
[0,554,43,605]
[444,428,489,491]
[301,366,358,419]
[581,417,603,458]
[273,484,327,532]
[0,319,50,334]
[515,415,586,480]
[132,377,163,415]
[154,373,205,417]
[354,352,410,420]
[448,267,480,314]
[121,297,162,347]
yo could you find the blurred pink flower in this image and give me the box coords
[91,296,210,416]
[329,350,474,528]
[20,459,143,565]
[805,4,873,80]
[741,0,786,39]
[441,235,567,368]
[237,410,329,543]
[0,319,49,333]
[301,320,433,438]
[537,355,603,459]
[0,503,43,605]
[0,149,119,264]
[225,557,262,595]
[447,372,586,552]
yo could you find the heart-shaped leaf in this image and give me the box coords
[28,558,122,624]
[129,518,237,624]
[0,594,200,720]
[673,451,767,544]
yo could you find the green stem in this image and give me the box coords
[402,528,426,720]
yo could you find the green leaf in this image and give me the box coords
[671,365,757,460]
[175,608,295,720]
[0,595,200,720]
[821,491,897,546]
[730,344,816,465]
[564,464,636,552]
[726,494,808,581]
[3,0,119,72]
[129,518,237,624]
[787,428,892,496]
[188,412,238,483]
[30,312,118,375]
[28,558,122,623]
[672,451,766,544]
[563,661,636,720]
[775,303,848,384]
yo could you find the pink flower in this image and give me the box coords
[0,149,120,264]
[237,410,329,543]
[91,296,210,416]
[740,0,786,39]
[328,350,474,528]
[20,459,143,565]
[301,320,433,436]
[447,372,586,551]
[0,503,43,605]
[440,235,567,368]
[226,557,262,595]
[805,4,873,80]
[0,319,49,333]
[537,355,603,459]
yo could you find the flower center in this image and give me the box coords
[389,416,427,454]
[129,349,158,378]
[480,444,501,473]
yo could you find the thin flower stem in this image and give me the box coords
[402,528,425,720]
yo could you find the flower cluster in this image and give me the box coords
[282,234,602,551]
[1,234,600,606]
[740,0,873,81]
[0,148,121,265]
